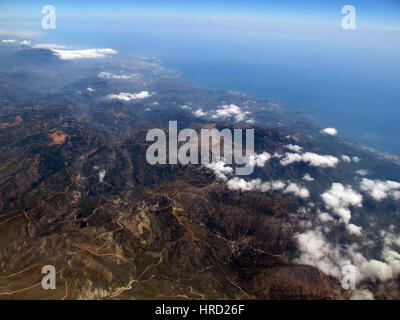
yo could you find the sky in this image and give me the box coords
[1,0,400,43]
[1,0,400,26]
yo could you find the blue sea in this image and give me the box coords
[14,16,400,155]
[162,56,400,156]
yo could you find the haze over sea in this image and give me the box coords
[1,0,399,154]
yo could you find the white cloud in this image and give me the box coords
[341,155,351,162]
[98,169,106,182]
[382,229,400,248]
[52,48,117,60]
[205,161,233,181]
[284,183,310,199]
[361,259,393,282]
[98,72,135,80]
[286,144,303,153]
[87,87,95,92]
[322,128,338,136]
[280,153,302,166]
[32,43,66,50]
[360,178,400,201]
[356,170,368,176]
[105,91,151,101]
[211,104,251,123]
[294,232,388,282]
[294,226,400,284]
[321,183,363,224]
[1,39,16,43]
[227,177,264,192]
[193,109,207,117]
[382,249,400,277]
[349,242,400,283]
[245,118,255,124]
[227,178,286,193]
[271,180,286,191]
[318,212,333,223]
[302,153,339,167]
[350,289,374,300]
[280,152,338,168]
[303,173,314,182]
[346,224,363,236]
[246,152,271,167]
[293,229,343,278]
[227,178,308,199]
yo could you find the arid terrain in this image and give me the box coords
[0,43,399,299]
